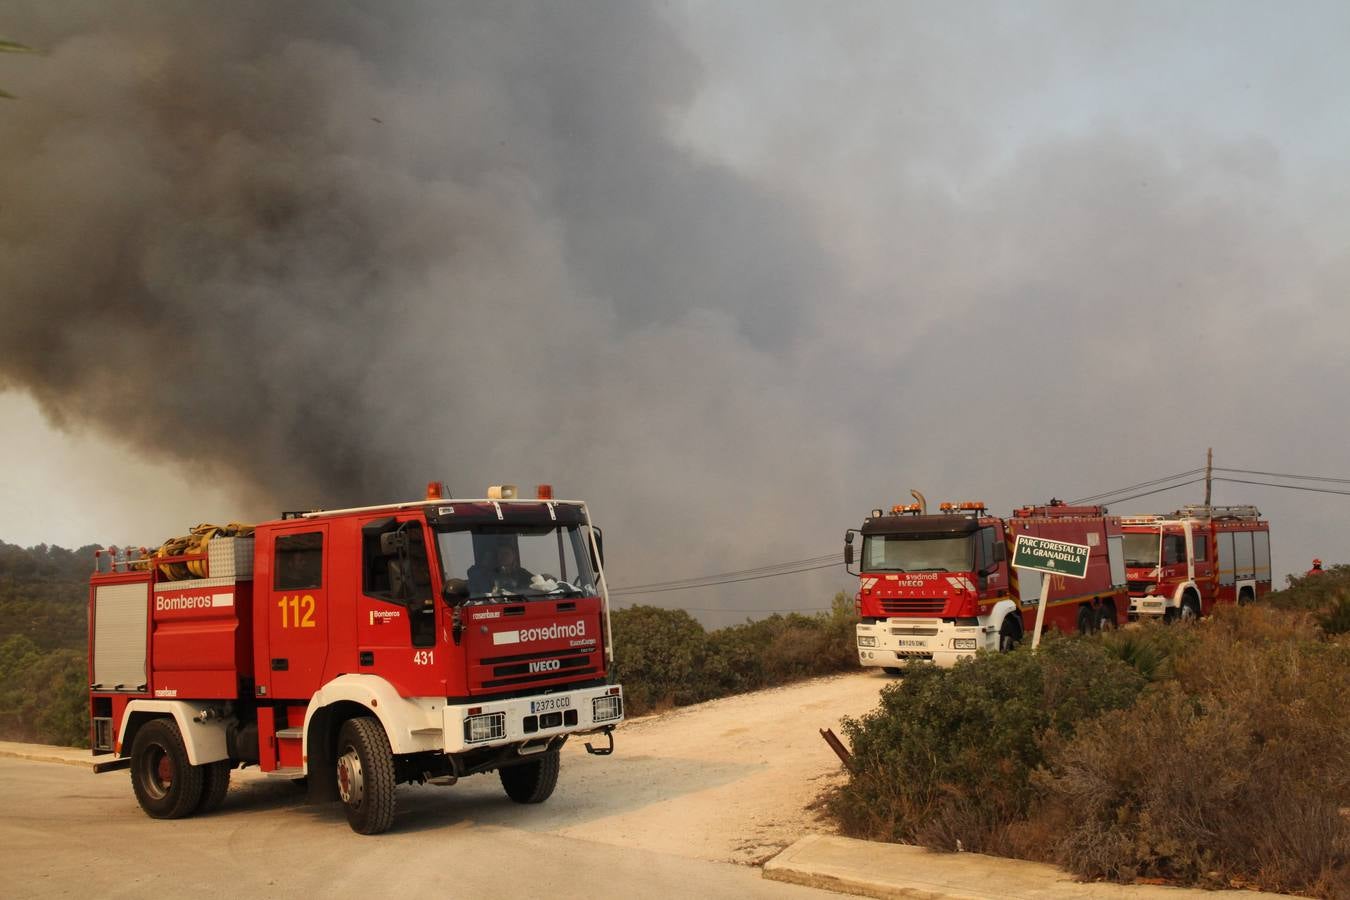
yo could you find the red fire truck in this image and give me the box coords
[846,499,1128,670]
[87,483,623,834]
[1122,505,1271,621]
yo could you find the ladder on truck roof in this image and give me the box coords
[1173,504,1261,521]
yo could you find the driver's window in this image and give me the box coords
[361,520,435,647]
[1162,534,1186,566]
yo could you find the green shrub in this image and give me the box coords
[612,593,858,716]
[1032,606,1350,897]
[610,605,708,713]
[830,636,1144,854]
[1099,620,1194,682]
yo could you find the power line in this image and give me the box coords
[626,602,839,613]
[1070,468,1206,505]
[1212,476,1350,497]
[610,559,844,598]
[1214,467,1350,486]
[611,552,841,593]
[1099,477,1208,505]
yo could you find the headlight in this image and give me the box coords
[952,638,977,650]
[857,635,877,647]
[464,712,506,744]
[592,694,623,723]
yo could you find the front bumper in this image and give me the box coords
[856,619,996,669]
[443,683,623,753]
[1128,595,1170,617]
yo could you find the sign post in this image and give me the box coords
[1012,534,1091,649]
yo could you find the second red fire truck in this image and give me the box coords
[1122,505,1271,620]
[87,483,623,834]
[846,498,1128,670]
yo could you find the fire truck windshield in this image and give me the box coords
[436,524,598,601]
[1122,533,1161,567]
[861,533,974,573]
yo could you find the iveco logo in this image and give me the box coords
[528,659,561,674]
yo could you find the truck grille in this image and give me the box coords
[478,646,599,690]
[879,598,946,615]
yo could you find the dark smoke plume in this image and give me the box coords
[0,2,833,516]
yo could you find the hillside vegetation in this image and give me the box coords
[0,541,94,745]
[830,566,1350,898]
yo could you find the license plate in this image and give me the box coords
[530,696,571,714]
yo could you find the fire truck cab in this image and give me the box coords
[1122,505,1270,620]
[847,499,1127,670]
[88,484,623,834]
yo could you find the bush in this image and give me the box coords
[1031,605,1350,897]
[612,593,858,716]
[1267,563,1350,616]
[1098,620,1195,682]
[610,605,708,713]
[830,636,1144,854]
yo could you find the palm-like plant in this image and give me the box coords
[1,39,39,100]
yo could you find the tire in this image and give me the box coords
[1077,606,1096,636]
[197,760,232,813]
[1163,606,1179,624]
[500,749,561,804]
[130,718,205,819]
[1097,603,1117,632]
[998,615,1022,653]
[335,717,397,835]
[1180,593,1201,622]
[1239,589,1254,607]
[881,666,902,676]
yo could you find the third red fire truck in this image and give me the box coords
[846,498,1128,670]
[1122,505,1271,620]
[87,482,623,834]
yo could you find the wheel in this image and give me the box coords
[881,666,902,676]
[1180,593,1200,622]
[500,749,560,804]
[998,615,1022,653]
[130,718,205,819]
[1238,589,1254,607]
[336,717,397,834]
[197,760,232,813]
[1097,603,1117,632]
[1077,606,1096,635]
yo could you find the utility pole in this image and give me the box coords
[1204,447,1213,507]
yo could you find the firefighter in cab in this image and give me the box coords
[1306,558,1325,576]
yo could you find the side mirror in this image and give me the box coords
[590,526,605,571]
[442,578,469,604]
[844,543,854,567]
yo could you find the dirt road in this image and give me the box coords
[548,669,890,863]
[0,670,892,897]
